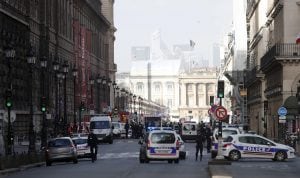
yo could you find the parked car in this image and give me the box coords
[45,137,78,166]
[176,134,186,160]
[72,136,92,159]
[139,130,180,164]
[222,133,296,161]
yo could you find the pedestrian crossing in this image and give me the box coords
[96,151,209,160]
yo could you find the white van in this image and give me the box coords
[181,121,198,141]
[90,115,113,144]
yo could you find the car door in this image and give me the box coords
[253,136,275,159]
[237,136,257,158]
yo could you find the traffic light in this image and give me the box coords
[209,96,214,106]
[41,96,47,112]
[80,102,85,111]
[5,90,12,108]
[217,80,224,98]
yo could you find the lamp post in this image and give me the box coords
[138,96,143,124]
[62,61,69,135]
[52,59,60,136]
[120,88,125,111]
[96,75,102,113]
[102,77,107,112]
[107,79,112,110]
[112,81,117,109]
[116,86,120,111]
[40,56,47,149]
[89,77,95,112]
[72,66,78,129]
[27,46,36,154]
[133,95,137,122]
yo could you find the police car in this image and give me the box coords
[211,127,242,158]
[222,134,295,161]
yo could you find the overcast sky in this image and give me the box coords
[114,0,233,72]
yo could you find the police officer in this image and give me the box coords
[195,129,205,161]
[88,131,98,162]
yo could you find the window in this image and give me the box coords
[155,84,160,92]
[167,84,173,91]
[167,99,172,107]
[151,133,175,144]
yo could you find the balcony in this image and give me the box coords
[260,43,300,71]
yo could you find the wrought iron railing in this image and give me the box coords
[261,43,300,69]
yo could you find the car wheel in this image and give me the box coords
[109,138,113,144]
[168,160,173,164]
[275,151,286,161]
[174,159,179,164]
[46,160,52,166]
[73,158,78,164]
[229,150,240,161]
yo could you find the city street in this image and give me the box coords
[3,139,210,178]
[2,138,300,178]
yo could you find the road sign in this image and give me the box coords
[279,116,286,120]
[279,119,286,124]
[277,107,287,116]
[215,106,227,120]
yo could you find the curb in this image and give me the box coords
[0,162,44,176]
[208,165,233,178]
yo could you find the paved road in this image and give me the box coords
[3,139,210,178]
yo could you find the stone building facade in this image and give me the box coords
[0,0,115,154]
[245,0,300,140]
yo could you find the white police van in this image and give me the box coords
[222,134,295,161]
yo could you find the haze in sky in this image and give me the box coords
[114,0,233,72]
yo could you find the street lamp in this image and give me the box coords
[52,58,60,136]
[62,61,69,135]
[116,86,120,110]
[72,66,78,130]
[138,96,143,124]
[102,76,107,112]
[4,42,15,155]
[112,81,117,108]
[26,45,36,154]
[40,56,48,149]
[107,79,112,110]
[96,75,102,113]
[89,77,95,111]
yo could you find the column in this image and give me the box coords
[204,83,207,106]
[182,82,187,107]
[193,83,197,106]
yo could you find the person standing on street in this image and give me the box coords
[205,125,212,153]
[125,121,129,139]
[195,129,204,161]
[88,131,98,162]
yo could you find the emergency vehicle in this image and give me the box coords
[222,134,295,161]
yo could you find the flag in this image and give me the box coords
[190,40,195,48]
[297,33,300,44]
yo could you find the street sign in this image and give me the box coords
[277,107,287,116]
[279,116,286,120]
[279,119,286,124]
[215,106,227,120]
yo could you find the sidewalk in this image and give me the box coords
[0,162,45,176]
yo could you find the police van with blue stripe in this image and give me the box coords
[222,134,295,161]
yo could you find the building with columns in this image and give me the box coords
[179,68,217,122]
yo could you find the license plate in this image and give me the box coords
[155,149,170,154]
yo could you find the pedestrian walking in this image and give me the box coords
[88,131,98,162]
[125,121,129,139]
[195,129,204,161]
[205,125,212,153]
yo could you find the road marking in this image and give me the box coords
[99,152,139,159]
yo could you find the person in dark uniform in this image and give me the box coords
[195,129,205,161]
[88,132,98,162]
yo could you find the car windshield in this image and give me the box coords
[73,138,87,145]
[48,139,71,147]
[90,121,110,129]
[150,132,175,144]
[222,130,238,138]
[112,123,120,128]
